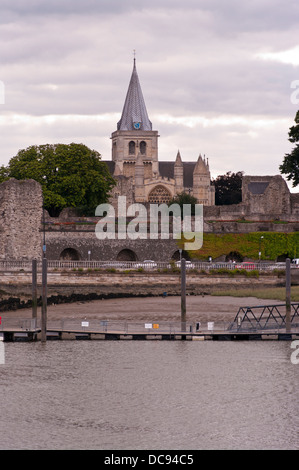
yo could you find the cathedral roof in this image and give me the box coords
[104,160,197,187]
[117,59,152,131]
[159,161,196,188]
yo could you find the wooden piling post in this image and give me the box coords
[286,258,291,333]
[32,259,37,324]
[41,257,47,343]
[181,258,186,333]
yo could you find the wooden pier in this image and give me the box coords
[1,317,299,342]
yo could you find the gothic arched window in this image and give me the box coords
[140,141,147,155]
[129,141,135,155]
[148,185,172,204]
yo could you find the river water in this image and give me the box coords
[0,338,298,450]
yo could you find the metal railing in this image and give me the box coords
[0,259,291,272]
[229,303,299,332]
[0,318,37,331]
[1,317,298,336]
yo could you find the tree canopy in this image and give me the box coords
[279,110,299,186]
[0,143,116,216]
[212,171,243,205]
[168,192,198,216]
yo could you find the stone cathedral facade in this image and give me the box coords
[104,59,215,208]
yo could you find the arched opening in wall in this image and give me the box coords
[171,250,191,261]
[129,141,135,155]
[225,251,243,262]
[277,253,289,262]
[148,185,172,204]
[59,248,80,260]
[117,249,138,261]
[140,141,146,155]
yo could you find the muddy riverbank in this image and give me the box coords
[0,295,283,324]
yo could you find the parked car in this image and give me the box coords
[134,260,158,269]
[175,260,194,269]
[235,262,257,270]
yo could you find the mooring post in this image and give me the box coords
[286,258,291,333]
[32,259,37,326]
[181,258,186,333]
[41,257,47,343]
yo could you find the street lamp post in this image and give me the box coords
[181,258,186,336]
[259,236,264,262]
[41,189,47,343]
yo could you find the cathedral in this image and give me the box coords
[104,58,215,207]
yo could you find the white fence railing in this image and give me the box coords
[0,259,293,272]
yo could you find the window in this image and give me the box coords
[140,141,146,155]
[129,141,135,155]
[148,185,172,204]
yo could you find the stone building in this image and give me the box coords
[104,59,215,207]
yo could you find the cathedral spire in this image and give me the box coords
[117,58,152,131]
[175,150,183,165]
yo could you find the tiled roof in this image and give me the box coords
[103,160,197,188]
[158,162,196,187]
[117,59,152,131]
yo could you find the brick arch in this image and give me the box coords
[171,250,191,261]
[116,248,138,261]
[225,251,243,262]
[59,248,81,260]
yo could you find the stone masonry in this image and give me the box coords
[0,178,43,260]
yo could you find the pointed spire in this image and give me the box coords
[175,150,182,165]
[117,58,152,131]
[194,153,207,174]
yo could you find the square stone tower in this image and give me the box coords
[111,58,159,188]
[0,178,43,259]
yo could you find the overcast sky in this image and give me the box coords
[0,0,299,187]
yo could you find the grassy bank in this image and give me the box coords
[190,231,299,261]
[212,286,299,302]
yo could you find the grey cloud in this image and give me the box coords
[0,0,298,178]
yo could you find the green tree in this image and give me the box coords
[280,110,299,186]
[213,171,243,205]
[0,143,115,216]
[168,192,198,216]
